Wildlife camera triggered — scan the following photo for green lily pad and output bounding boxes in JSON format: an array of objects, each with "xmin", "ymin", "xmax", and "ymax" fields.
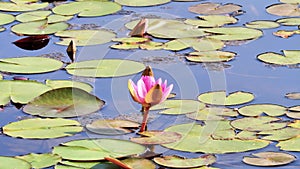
[
  {"xmin": 0, "ymin": 27, "xmax": 4, "ymax": 32},
  {"xmin": 0, "ymin": 156, "xmax": 31, "ymax": 169},
  {"xmin": 55, "ymin": 165, "xmax": 81, "ymax": 169},
  {"xmin": 245, "ymin": 20, "xmax": 280, "ymax": 29},
  {"xmin": 150, "ymin": 99, "xmax": 205, "ymax": 115},
  {"xmin": 114, "ymin": 0, "xmax": 170, "ymax": 7},
  {"xmin": 0, "ymin": 13, "xmax": 15, "ymax": 26},
  {"xmin": 112, "ymin": 37, "xmax": 149, "ymax": 43},
  {"xmin": 2, "ymin": 118, "xmax": 82, "ymax": 139},
  {"xmin": 65, "ymin": 59, "xmax": 145, "ymax": 78},
  {"xmin": 189, "ymin": 3, "xmax": 242, "ymax": 15},
  {"xmin": 285, "ymin": 92, "xmax": 300, "ymax": 99},
  {"xmin": 288, "ymin": 106, "xmax": 300, "ymax": 119},
  {"xmin": 110, "ymin": 43, "xmax": 140, "ymax": 50},
  {"xmin": 204, "ymin": 27, "xmax": 263, "ymax": 41},
  {"xmin": 153, "ymin": 155, "xmax": 216, "ymax": 168},
  {"xmin": 11, "ymin": 20, "xmax": 68, "ymax": 35},
  {"xmin": 185, "ymin": 15, "xmax": 238, "ymax": 27},
  {"xmin": 48, "ymin": 15, "xmax": 73, "ymax": 24},
  {"xmin": 198, "ymin": 91, "xmax": 254, "ymax": 106},
  {"xmin": 289, "ymin": 120, "xmax": 300, "ymax": 128},
  {"xmin": 23, "ymin": 87, "xmax": 104, "ymax": 117},
  {"xmin": 277, "ymin": 136, "xmax": 300, "ymax": 151},
  {"xmin": 53, "ymin": 139, "xmax": 146, "ymax": 161},
  {"xmin": 52, "ymin": 1, "xmax": 121, "ymax": 17},
  {"xmin": 277, "ymin": 17, "xmax": 300, "ymax": 26},
  {"xmin": 86, "ymin": 119, "xmax": 140, "ymax": 135},
  {"xmin": 258, "ymin": 127, "xmax": 300, "ymax": 141},
  {"xmin": 281, "ymin": 0, "xmax": 300, "ymax": 3},
  {"xmin": 186, "ymin": 107, "xmax": 238, "ymax": 121},
  {"xmin": 16, "ymin": 153, "xmax": 61, "ymax": 169},
  {"xmin": 0, "ymin": 2, "xmax": 48, "ymax": 12},
  {"xmin": 131, "ymin": 131, "xmax": 182, "ymax": 144},
  {"xmin": 55, "ymin": 30, "xmax": 115, "ymax": 46},
  {"xmin": 266, "ymin": 3, "xmax": 300, "ymax": 16},
  {"xmin": 121, "ymin": 158, "xmax": 156, "ymax": 169},
  {"xmin": 235, "ymin": 131, "xmax": 258, "ymax": 140},
  {"xmin": 165, "ymin": 38, "xmax": 224, "ymax": 52},
  {"xmin": 243, "ymin": 152, "xmax": 296, "ymax": 166},
  {"xmin": 186, "ymin": 51, "xmax": 236, "ymax": 62},
  {"xmin": 0, "ymin": 56, "xmax": 63, "ymax": 74},
  {"xmin": 0, "ymin": 80, "xmax": 51, "ymax": 106},
  {"xmin": 257, "ymin": 50, "xmax": 300, "ymax": 65},
  {"xmin": 16, "ymin": 10, "xmax": 51, "ymax": 22},
  {"xmin": 237, "ymin": 104, "xmax": 287, "ymax": 116},
  {"xmin": 45, "ymin": 79, "xmax": 93, "ymax": 93},
  {"xmin": 0, "ymin": 74, "xmax": 2, "ymax": 80},
  {"xmin": 163, "ymin": 123, "xmax": 269, "ymax": 153},
  {"xmin": 230, "ymin": 116, "xmax": 287, "ymax": 132}
]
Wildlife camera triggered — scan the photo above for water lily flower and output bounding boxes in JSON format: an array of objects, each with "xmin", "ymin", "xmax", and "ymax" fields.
[{"xmin": 128, "ymin": 66, "xmax": 173, "ymax": 132}]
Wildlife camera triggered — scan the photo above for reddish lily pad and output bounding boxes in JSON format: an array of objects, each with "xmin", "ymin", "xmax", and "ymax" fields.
[
  {"xmin": 153, "ymin": 155, "xmax": 216, "ymax": 168},
  {"xmin": 266, "ymin": 3, "xmax": 300, "ymax": 16},
  {"xmin": 243, "ymin": 152, "xmax": 296, "ymax": 166},
  {"xmin": 189, "ymin": 3, "xmax": 242, "ymax": 15},
  {"xmin": 130, "ymin": 131, "xmax": 182, "ymax": 145}
]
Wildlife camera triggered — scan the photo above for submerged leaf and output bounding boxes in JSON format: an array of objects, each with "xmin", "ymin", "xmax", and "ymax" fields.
[
  {"xmin": 153, "ymin": 155, "xmax": 216, "ymax": 168},
  {"xmin": 243, "ymin": 152, "xmax": 296, "ymax": 166},
  {"xmin": 13, "ymin": 35, "xmax": 50, "ymax": 50}
]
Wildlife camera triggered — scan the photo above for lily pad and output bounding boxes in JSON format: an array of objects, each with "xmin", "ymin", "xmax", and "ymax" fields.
[
  {"xmin": 153, "ymin": 155, "xmax": 216, "ymax": 168},
  {"xmin": 55, "ymin": 30, "xmax": 116, "ymax": 46},
  {"xmin": 186, "ymin": 107, "xmax": 238, "ymax": 121},
  {"xmin": 277, "ymin": 17, "xmax": 300, "ymax": 26},
  {"xmin": 59, "ymin": 160, "xmax": 117, "ymax": 169},
  {"xmin": 257, "ymin": 50, "xmax": 300, "ymax": 65},
  {"xmin": 285, "ymin": 92, "xmax": 300, "ymax": 99},
  {"xmin": 23, "ymin": 87, "xmax": 104, "ymax": 117},
  {"xmin": 65, "ymin": 59, "xmax": 145, "ymax": 78},
  {"xmin": 0, "ymin": 80, "xmax": 51, "ymax": 106},
  {"xmin": 185, "ymin": 15, "xmax": 238, "ymax": 27},
  {"xmin": 266, "ymin": 3, "xmax": 300, "ymax": 16},
  {"xmin": 2, "ymin": 118, "xmax": 83, "ymax": 139},
  {"xmin": 230, "ymin": 116, "xmax": 287, "ymax": 132},
  {"xmin": 186, "ymin": 51, "xmax": 236, "ymax": 62},
  {"xmin": 243, "ymin": 152, "xmax": 296, "ymax": 166},
  {"xmin": 0, "ymin": 13, "xmax": 15, "ymax": 26},
  {"xmin": 289, "ymin": 120, "xmax": 300, "ymax": 128},
  {"xmin": 277, "ymin": 136, "xmax": 300, "ymax": 151},
  {"xmin": 16, "ymin": 10, "xmax": 51, "ymax": 22},
  {"xmin": 121, "ymin": 158, "xmax": 156, "ymax": 169},
  {"xmin": 189, "ymin": 3, "xmax": 242, "ymax": 15},
  {"xmin": 0, "ymin": 2, "xmax": 48, "ymax": 12},
  {"xmin": 131, "ymin": 131, "xmax": 182, "ymax": 144},
  {"xmin": 45, "ymin": 79, "xmax": 93, "ymax": 93},
  {"xmin": 198, "ymin": 91, "xmax": 254, "ymax": 106},
  {"xmin": 287, "ymin": 107, "xmax": 300, "ymax": 119},
  {"xmin": 114, "ymin": 0, "xmax": 170, "ymax": 7},
  {"xmin": 16, "ymin": 153, "xmax": 61, "ymax": 169},
  {"xmin": 258, "ymin": 127, "xmax": 300, "ymax": 141},
  {"xmin": 11, "ymin": 20, "xmax": 68, "ymax": 35},
  {"xmin": 245, "ymin": 20, "xmax": 280, "ymax": 29},
  {"xmin": 237, "ymin": 104, "xmax": 287, "ymax": 116},
  {"xmin": 204, "ymin": 27, "xmax": 263, "ymax": 41},
  {"xmin": 165, "ymin": 38, "xmax": 224, "ymax": 52},
  {"xmin": 0, "ymin": 156, "xmax": 31, "ymax": 169},
  {"xmin": 52, "ymin": 1, "xmax": 121, "ymax": 17},
  {"xmin": 273, "ymin": 30, "xmax": 300, "ymax": 38},
  {"xmin": 86, "ymin": 119, "xmax": 140, "ymax": 135},
  {"xmin": 53, "ymin": 139, "xmax": 146, "ymax": 161},
  {"xmin": 0, "ymin": 27, "xmax": 4, "ymax": 32},
  {"xmin": 150, "ymin": 99, "xmax": 205, "ymax": 115},
  {"xmin": 0, "ymin": 56, "xmax": 63, "ymax": 74}
]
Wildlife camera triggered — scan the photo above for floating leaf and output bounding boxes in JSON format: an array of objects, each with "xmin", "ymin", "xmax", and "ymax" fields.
[
  {"xmin": 230, "ymin": 116, "xmax": 287, "ymax": 132},
  {"xmin": 150, "ymin": 99, "xmax": 205, "ymax": 115},
  {"xmin": 266, "ymin": 3, "xmax": 300, "ymax": 16},
  {"xmin": 131, "ymin": 131, "xmax": 182, "ymax": 144},
  {"xmin": 235, "ymin": 131, "xmax": 258, "ymax": 140},
  {"xmin": 289, "ymin": 120, "xmax": 300, "ymax": 128},
  {"xmin": 16, "ymin": 10, "xmax": 51, "ymax": 22},
  {"xmin": 53, "ymin": 139, "xmax": 146, "ymax": 161},
  {"xmin": 273, "ymin": 30, "xmax": 300, "ymax": 38},
  {"xmin": 52, "ymin": 1, "xmax": 121, "ymax": 17},
  {"xmin": 55, "ymin": 29, "xmax": 115, "ymax": 46},
  {"xmin": 0, "ymin": 27, "xmax": 4, "ymax": 32},
  {"xmin": 277, "ymin": 17, "xmax": 300, "ymax": 26},
  {"xmin": 45, "ymin": 79, "xmax": 93, "ymax": 92},
  {"xmin": 165, "ymin": 38, "xmax": 224, "ymax": 52},
  {"xmin": 204, "ymin": 27, "xmax": 263, "ymax": 41},
  {"xmin": 47, "ymin": 15, "xmax": 73, "ymax": 24},
  {"xmin": 0, "ymin": 80, "xmax": 51, "ymax": 106},
  {"xmin": 23, "ymin": 88, "xmax": 104, "ymax": 117},
  {"xmin": 2, "ymin": 118, "xmax": 82, "ymax": 139},
  {"xmin": 189, "ymin": 3, "xmax": 242, "ymax": 15},
  {"xmin": 245, "ymin": 20, "xmax": 280, "ymax": 29},
  {"xmin": 0, "ymin": 56, "xmax": 63, "ymax": 74},
  {"xmin": 121, "ymin": 158, "xmax": 156, "ymax": 169},
  {"xmin": 186, "ymin": 51, "xmax": 236, "ymax": 62},
  {"xmin": 185, "ymin": 15, "xmax": 238, "ymax": 27},
  {"xmin": 257, "ymin": 50, "xmax": 300, "ymax": 65},
  {"xmin": 0, "ymin": 156, "xmax": 31, "ymax": 169},
  {"xmin": 114, "ymin": 0, "xmax": 170, "ymax": 7},
  {"xmin": 11, "ymin": 20, "xmax": 68, "ymax": 35},
  {"xmin": 281, "ymin": 0, "xmax": 300, "ymax": 3},
  {"xmin": 86, "ymin": 119, "xmax": 139, "ymax": 135},
  {"xmin": 238, "ymin": 104, "xmax": 287, "ymax": 117},
  {"xmin": 198, "ymin": 91, "xmax": 254, "ymax": 106},
  {"xmin": 13, "ymin": 35, "xmax": 50, "ymax": 50},
  {"xmin": 258, "ymin": 127, "xmax": 300, "ymax": 141},
  {"xmin": 153, "ymin": 155, "xmax": 216, "ymax": 168},
  {"xmin": 65, "ymin": 59, "xmax": 145, "ymax": 77},
  {"xmin": 0, "ymin": 13, "xmax": 15, "ymax": 25},
  {"xmin": 277, "ymin": 136, "xmax": 300, "ymax": 151},
  {"xmin": 186, "ymin": 107, "xmax": 238, "ymax": 121},
  {"xmin": 285, "ymin": 92, "xmax": 300, "ymax": 99},
  {"xmin": 112, "ymin": 37, "xmax": 149, "ymax": 43},
  {"xmin": 243, "ymin": 152, "xmax": 296, "ymax": 166},
  {"xmin": 16, "ymin": 153, "xmax": 61, "ymax": 169},
  {"xmin": 287, "ymin": 107, "xmax": 300, "ymax": 119},
  {"xmin": 0, "ymin": 2, "xmax": 48, "ymax": 12}
]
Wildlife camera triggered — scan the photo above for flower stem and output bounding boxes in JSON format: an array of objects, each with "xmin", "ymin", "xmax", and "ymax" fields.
[
  {"xmin": 104, "ymin": 157, "xmax": 132, "ymax": 169},
  {"xmin": 140, "ymin": 106, "xmax": 150, "ymax": 132}
]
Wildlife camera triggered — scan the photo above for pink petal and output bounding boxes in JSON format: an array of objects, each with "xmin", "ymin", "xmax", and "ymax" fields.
[
  {"xmin": 156, "ymin": 78, "xmax": 162, "ymax": 86},
  {"xmin": 142, "ymin": 76, "xmax": 156, "ymax": 91},
  {"xmin": 137, "ymin": 78, "xmax": 147, "ymax": 103},
  {"xmin": 160, "ymin": 84, "xmax": 173, "ymax": 103},
  {"xmin": 161, "ymin": 80, "xmax": 167, "ymax": 91},
  {"xmin": 128, "ymin": 80, "xmax": 141, "ymax": 103}
]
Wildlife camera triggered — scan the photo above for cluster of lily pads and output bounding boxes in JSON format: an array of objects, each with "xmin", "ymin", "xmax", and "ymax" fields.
[{"xmin": 0, "ymin": 0, "xmax": 300, "ymax": 168}]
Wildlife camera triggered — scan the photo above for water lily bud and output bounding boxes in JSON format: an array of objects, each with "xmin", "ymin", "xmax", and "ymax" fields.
[{"xmin": 142, "ymin": 66, "xmax": 154, "ymax": 77}]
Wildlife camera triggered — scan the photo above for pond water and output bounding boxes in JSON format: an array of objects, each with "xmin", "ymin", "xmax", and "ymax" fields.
[{"xmin": 1, "ymin": 0, "xmax": 300, "ymax": 168}]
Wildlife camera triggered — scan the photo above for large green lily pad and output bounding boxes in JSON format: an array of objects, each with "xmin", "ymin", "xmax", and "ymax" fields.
[
  {"xmin": 114, "ymin": 0, "xmax": 170, "ymax": 7},
  {"xmin": 65, "ymin": 59, "xmax": 145, "ymax": 78},
  {"xmin": 186, "ymin": 51, "xmax": 236, "ymax": 63},
  {"xmin": 130, "ymin": 131, "xmax": 182, "ymax": 145},
  {"xmin": 266, "ymin": 3, "xmax": 300, "ymax": 16},
  {"xmin": 237, "ymin": 104, "xmax": 287, "ymax": 116},
  {"xmin": 16, "ymin": 10, "xmax": 51, "ymax": 22},
  {"xmin": 45, "ymin": 79, "xmax": 93, "ymax": 93},
  {"xmin": 277, "ymin": 17, "xmax": 300, "ymax": 26},
  {"xmin": 55, "ymin": 30, "xmax": 116, "ymax": 46},
  {"xmin": 153, "ymin": 155, "xmax": 216, "ymax": 168},
  {"xmin": 188, "ymin": 3, "xmax": 242, "ymax": 15},
  {"xmin": 0, "ymin": 13, "xmax": 15, "ymax": 26},
  {"xmin": 11, "ymin": 20, "xmax": 68, "ymax": 35},
  {"xmin": 281, "ymin": 0, "xmax": 300, "ymax": 3},
  {"xmin": 0, "ymin": 80, "xmax": 51, "ymax": 106},
  {"xmin": 186, "ymin": 107, "xmax": 238, "ymax": 121},
  {"xmin": 258, "ymin": 127, "xmax": 300, "ymax": 141},
  {"xmin": 185, "ymin": 15, "xmax": 238, "ymax": 27},
  {"xmin": 257, "ymin": 50, "xmax": 300, "ymax": 65},
  {"xmin": 243, "ymin": 152, "xmax": 296, "ymax": 166},
  {"xmin": 23, "ymin": 87, "xmax": 104, "ymax": 117},
  {"xmin": 198, "ymin": 91, "xmax": 254, "ymax": 106},
  {"xmin": 2, "ymin": 118, "xmax": 83, "ymax": 139},
  {"xmin": 53, "ymin": 139, "xmax": 146, "ymax": 161},
  {"xmin": 150, "ymin": 99, "xmax": 205, "ymax": 115},
  {"xmin": 16, "ymin": 153, "xmax": 61, "ymax": 169},
  {"xmin": 0, "ymin": 2, "xmax": 48, "ymax": 12},
  {"xmin": 245, "ymin": 20, "xmax": 280, "ymax": 29},
  {"xmin": 52, "ymin": 1, "xmax": 121, "ymax": 17},
  {"xmin": 0, "ymin": 56, "xmax": 63, "ymax": 74},
  {"xmin": 277, "ymin": 136, "xmax": 300, "ymax": 151},
  {"xmin": 0, "ymin": 156, "xmax": 31, "ymax": 169}
]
